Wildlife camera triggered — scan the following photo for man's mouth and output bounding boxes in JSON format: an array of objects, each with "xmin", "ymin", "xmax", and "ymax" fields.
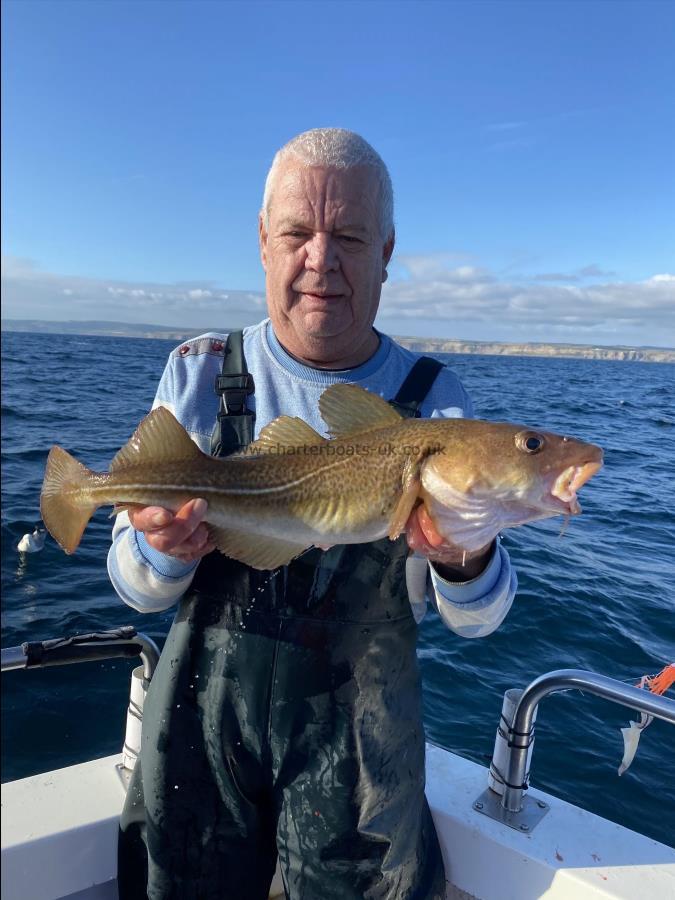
[{"xmin": 299, "ymin": 292, "xmax": 346, "ymax": 306}]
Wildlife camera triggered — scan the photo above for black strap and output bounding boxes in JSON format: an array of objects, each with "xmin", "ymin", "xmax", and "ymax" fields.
[
  {"xmin": 390, "ymin": 356, "xmax": 445, "ymax": 417},
  {"xmin": 210, "ymin": 331, "xmax": 256, "ymax": 457},
  {"xmin": 21, "ymin": 627, "xmax": 141, "ymax": 668},
  {"xmin": 211, "ymin": 339, "xmax": 444, "ymax": 456}
]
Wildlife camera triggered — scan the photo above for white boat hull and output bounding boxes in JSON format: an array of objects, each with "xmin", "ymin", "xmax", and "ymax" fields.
[{"xmin": 2, "ymin": 745, "xmax": 674, "ymax": 900}]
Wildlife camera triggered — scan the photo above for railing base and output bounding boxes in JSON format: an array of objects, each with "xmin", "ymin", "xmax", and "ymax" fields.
[
  {"xmin": 472, "ymin": 787, "xmax": 550, "ymax": 833},
  {"xmin": 115, "ymin": 763, "xmax": 132, "ymax": 791}
]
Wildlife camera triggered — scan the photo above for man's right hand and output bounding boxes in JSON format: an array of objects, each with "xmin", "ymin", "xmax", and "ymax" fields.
[{"xmin": 128, "ymin": 498, "xmax": 215, "ymax": 564}]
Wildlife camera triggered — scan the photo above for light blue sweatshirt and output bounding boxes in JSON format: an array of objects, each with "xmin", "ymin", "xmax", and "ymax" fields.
[{"xmin": 108, "ymin": 319, "xmax": 517, "ymax": 638}]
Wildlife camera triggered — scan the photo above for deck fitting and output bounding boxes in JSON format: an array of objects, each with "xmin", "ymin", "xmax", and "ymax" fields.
[{"xmin": 472, "ymin": 788, "xmax": 551, "ymax": 833}]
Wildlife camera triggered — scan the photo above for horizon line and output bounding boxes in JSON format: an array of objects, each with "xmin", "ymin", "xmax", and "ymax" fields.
[{"xmin": 2, "ymin": 317, "xmax": 674, "ymax": 354}]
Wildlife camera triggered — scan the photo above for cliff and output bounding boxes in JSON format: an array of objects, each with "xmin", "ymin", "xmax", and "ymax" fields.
[{"xmin": 393, "ymin": 337, "xmax": 675, "ymax": 363}]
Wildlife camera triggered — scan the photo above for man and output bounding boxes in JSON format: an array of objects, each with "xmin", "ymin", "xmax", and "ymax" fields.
[{"xmin": 112, "ymin": 128, "xmax": 516, "ymax": 900}]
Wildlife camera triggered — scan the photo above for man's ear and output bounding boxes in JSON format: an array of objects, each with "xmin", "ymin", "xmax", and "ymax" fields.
[
  {"xmin": 259, "ymin": 213, "xmax": 268, "ymax": 272},
  {"xmin": 382, "ymin": 229, "xmax": 395, "ymax": 281}
]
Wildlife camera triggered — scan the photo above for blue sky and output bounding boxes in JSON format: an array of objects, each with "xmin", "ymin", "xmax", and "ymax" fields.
[{"xmin": 2, "ymin": 0, "xmax": 674, "ymax": 346}]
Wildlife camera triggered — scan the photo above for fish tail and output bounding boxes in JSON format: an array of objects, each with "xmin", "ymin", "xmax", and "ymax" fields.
[{"xmin": 40, "ymin": 446, "xmax": 99, "ymax": 554}]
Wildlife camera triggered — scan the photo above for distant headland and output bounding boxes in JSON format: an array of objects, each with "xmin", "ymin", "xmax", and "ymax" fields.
[
  {"xmin": 394, "ymin": 336, "xmax": 675, "ymax": 363},
  {"xmin": 2, "ymin": 319, "xmax": 673, "ymax": 363}
]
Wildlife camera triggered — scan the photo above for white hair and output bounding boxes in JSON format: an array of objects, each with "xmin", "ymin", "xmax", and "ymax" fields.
[{"xmin": 261, "ymin": 128, "xmax": 394, "ymax": 239}]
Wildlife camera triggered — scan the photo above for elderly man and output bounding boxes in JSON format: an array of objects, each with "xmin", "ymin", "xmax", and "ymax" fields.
[{"xmin": 113, "ymin": 129, "xmax": 516, "ymax": 900}]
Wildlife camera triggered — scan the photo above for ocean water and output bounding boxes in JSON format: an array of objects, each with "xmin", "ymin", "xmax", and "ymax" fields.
[{"xmin": 1, "ymin": 330, "xmax": 674, "ymax": 848}]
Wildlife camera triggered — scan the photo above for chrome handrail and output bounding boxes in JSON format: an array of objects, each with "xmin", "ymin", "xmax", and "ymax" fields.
[
  {"xmin": 0, "ymin": 627, "xmax": 160, "ymax": 681},
  {"xmin": 501, "ymin": 668, "xmax": 675, "ymax": 814},
  {"xmin": 130, "ymin": 633, "xmax": 161, "ymax": 681}
]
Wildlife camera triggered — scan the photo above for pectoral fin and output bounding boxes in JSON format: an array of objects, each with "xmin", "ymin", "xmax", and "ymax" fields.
[
  {"xmin": 388, "ymin": 457, "xmax": 422, "ymax": 540},
  {"xmin": 208, "ymin": 526, "xmax": 310, "ymax": 570}
]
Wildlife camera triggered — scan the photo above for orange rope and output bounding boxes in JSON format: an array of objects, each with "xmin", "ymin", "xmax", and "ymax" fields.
[{"xmin": 643, "ymin": 664, "xmax": 675, "ymax": 696}]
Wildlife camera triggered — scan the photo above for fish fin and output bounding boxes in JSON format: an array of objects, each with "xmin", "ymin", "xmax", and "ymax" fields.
[
  {"xmin": 319, "ymin": 384, "xmax": 402, "ymax": 437},
  {"xmin": 388, "ymin": 458, "xmax": 422, "ymax": 539},
  {"xmin": 208, "ymin": 526, "xmax": 310, "ymax": 570},
  {"xmin": 40, "ymin": 446, "xmax": 98, "ymax": 554},
  {"xmin": 110, "ymin": 407, "xmax": 203, "ymax": 472},
  {"xmin": 109, "ymin": 503, "xmax": 145, "ymax": 518},
  {"xmin": 235, "ymin": 417, "xmax": 327, "ymax": 456}
]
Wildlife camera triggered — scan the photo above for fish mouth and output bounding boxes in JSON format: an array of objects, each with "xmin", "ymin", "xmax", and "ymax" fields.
[{"xmin": 549, "ymin": 460, "xmax": 603, "ymax": 514}]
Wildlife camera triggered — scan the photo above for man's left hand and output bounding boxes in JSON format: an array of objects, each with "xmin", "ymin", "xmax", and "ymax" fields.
[{"xmin": 405, "ymin": 504, "xmax": 494, "ymax": 582}]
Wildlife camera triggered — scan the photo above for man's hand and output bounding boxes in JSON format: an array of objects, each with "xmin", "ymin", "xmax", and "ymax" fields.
[
  {"xmin": 405, "ymin": 504, "xmax": 493, "ymax": 582},
  {"xmin": 128, "ymin": 498, "xmax": 215, "ymax": 564}
]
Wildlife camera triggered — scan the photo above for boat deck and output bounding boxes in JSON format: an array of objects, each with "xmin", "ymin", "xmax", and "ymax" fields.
[{"xmin": 2, "ymin": 745, "xmax": 674, "ymax": 900}]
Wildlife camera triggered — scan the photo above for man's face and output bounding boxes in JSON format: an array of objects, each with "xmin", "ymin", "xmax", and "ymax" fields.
[{"xmin": 259, "ymin": 160, "xmax": 394, "ymax": 366}]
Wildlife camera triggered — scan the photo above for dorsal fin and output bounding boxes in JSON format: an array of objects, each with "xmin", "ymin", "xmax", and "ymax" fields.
[
  {"xmin": 236, "ymin": 416, "xmax": 327, "ymax": 456},
  {"xmin": 109, "ymin": 407, "xmax": 203, "ymax": 471},
  {"xmin": 319, "ymin": 384, "xmax": 402, "ymax": 437}
]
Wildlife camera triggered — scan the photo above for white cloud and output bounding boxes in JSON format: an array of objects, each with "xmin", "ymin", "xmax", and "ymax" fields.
[
  {"xmin": 2, "ymin": 254, "xmax": 673, "ymax": 347},
  {"xmin": 534, "ymin": 264, "xmax": 617, "ymax": 283},
  {"xmin": 1, "ymin": 255, "xmax": 266, "ymax": 328},
  {"xmin": 651, "ymin": 273, "xmax": 675, "ymax": 283},
  {"xmin": 379, "ymin": 255, "xmax": 675, "ymax": 345}
]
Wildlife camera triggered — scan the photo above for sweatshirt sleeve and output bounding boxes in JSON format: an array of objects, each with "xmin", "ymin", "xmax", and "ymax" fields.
[
  {"xmin": 405, "ymin": 539, "xmax": 517, "ymax": 637},
  {"xmin": 107, "ymin": 514, "xmax": 199, "ymax": 612},
  {"xmin": 429, "ymin": 539, "xmax": 517, "ymax": 637},
  {"xmin": 106, "ymin": 356, "xmax": 200, "ymax": 613}
]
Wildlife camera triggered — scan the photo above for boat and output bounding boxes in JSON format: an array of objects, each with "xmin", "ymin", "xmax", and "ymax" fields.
[{"xmin": 2, "ymin": 628, "xmax": 674, "ymax": 900}]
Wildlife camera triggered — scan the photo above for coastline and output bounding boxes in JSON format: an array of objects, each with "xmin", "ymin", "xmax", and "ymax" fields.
[
  {"xmin": 394, "ymin": 336, "xmax": 675, "ymax": 363},
  {"xmin": 2, "ymin": 319, "xmax": 674, "ymax": 363}
]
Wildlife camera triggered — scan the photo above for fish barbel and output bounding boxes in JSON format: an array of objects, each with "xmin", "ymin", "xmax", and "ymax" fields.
[{"xmin": 40, "ymin": 384, "xmax": 603, "ymax": 569}]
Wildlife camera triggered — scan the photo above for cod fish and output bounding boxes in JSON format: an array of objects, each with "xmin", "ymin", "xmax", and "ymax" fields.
[{"xmin": 40, "ymin": 384, "xmax": 603, "ymax": 570}]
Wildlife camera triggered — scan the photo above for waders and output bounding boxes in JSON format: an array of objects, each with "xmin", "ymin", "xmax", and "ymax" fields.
[{"xmin": 118, "ymin": 337, "xmax": 446, "ymax": 899}]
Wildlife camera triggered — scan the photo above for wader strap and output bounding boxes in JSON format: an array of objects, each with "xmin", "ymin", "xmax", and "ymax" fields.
[
  {"xmin": 210, "ymin": 331, "xmax": 255, "ymax": 457},
  {"xmin": 390, "ymin": 356, "xmax": 445, "ymax": 417},
  {"xmin": 211, "ymin": 339, "xmax": 442, "ymax": 455}
]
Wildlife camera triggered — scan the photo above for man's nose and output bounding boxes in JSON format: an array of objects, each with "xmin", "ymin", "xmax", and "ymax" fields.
[{"xmin": 305, "ymin": 233, "xmax": 340, "ymax": 273}]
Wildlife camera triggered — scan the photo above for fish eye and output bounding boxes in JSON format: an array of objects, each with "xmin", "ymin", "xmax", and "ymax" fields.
[{"xmin": 516, "ymin": 431, "xmax": 545, "ymax": 454}]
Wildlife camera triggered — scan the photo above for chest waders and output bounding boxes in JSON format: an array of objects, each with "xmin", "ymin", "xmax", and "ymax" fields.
[{"xmin": 118, "ymin": 335, "xmax": 447, "ymax": 900}]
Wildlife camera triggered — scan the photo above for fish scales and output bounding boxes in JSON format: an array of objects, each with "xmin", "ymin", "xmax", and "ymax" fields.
[
  {"xmin": 50, "ymin": 425, "xmax": 427, "ymax": 539},
  {"xmin": 40, "ymin": 384, "xmax": 603, "ymax": 569}
]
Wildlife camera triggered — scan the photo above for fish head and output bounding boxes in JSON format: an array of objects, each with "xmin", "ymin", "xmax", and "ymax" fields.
[{"xmin": 419, "ymin": 421, "xmax": 603, "ymax": 548}]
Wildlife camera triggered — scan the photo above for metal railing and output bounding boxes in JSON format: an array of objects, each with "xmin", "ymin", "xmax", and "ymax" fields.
[
  {"xmin": 1, "ymin": 626, "xmax": 160, "ymax": 681},
  {"xmin": 499, "ymin": 668, "xmax": 675, "ymax": 817}
]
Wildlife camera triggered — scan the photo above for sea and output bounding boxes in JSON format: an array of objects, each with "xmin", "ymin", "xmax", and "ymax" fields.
[{"xmin": 2, "ymin": 330, "xmax": 674, "ymax": 848}]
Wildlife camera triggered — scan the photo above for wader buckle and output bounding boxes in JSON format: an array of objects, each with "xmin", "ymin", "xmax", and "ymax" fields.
[{"xmin": 214, "ymin": 373, "xmax": 255, "ymax": 414}]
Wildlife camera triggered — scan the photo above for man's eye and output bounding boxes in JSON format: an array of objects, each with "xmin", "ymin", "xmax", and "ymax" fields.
[{"xmin": 339, "ymin": 235, "xmax": 362, "ymax": 244}]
